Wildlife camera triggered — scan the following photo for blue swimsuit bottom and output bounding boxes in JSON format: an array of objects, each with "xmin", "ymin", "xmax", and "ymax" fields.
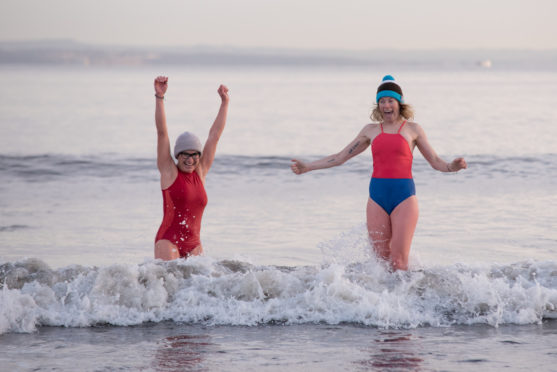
[{"xmin": 369, "ymin": 178, "xmax": 416, "ymax": 215}]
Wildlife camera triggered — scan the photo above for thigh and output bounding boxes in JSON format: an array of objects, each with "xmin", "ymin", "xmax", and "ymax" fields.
[
  {"xmin": 389, "ymin": 196, "xmax": 419, "ymax": 266},
  {"xmin": 366, "ymin": 198, "xmax": 392, "ymax": 259},
  {"xmin": 189, "ymin": 244, "xmax": 203, "ymax": 256},
  {"xmin": 154, "ymin": 239, "xmax": 180, "ymax": 260}
]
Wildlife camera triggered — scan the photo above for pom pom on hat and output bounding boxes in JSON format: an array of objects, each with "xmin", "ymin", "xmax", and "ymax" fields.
[{"xmin": 376, "ymin": 75, "xmax": 404, "ymax": 103}]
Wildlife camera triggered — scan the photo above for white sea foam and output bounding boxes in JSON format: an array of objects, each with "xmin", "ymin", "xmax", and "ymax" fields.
[{"xmin": 1, "ymin": 256, "xmax": 556, "ymax": 335}]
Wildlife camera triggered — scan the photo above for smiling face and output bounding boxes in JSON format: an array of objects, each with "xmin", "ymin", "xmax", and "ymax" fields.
[
  {"xmin": 378, "ymin": 97, "xmax": 400, "ymax": 122},
  {"xmin": 176, "ymin": 151, "xmax": 201, "ymax": 173}
]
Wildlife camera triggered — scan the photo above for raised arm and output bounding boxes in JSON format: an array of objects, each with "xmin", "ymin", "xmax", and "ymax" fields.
[
  {"xmin": 414, "ymin": 123, "xmax": 467, "ymax": 173},
  {"xmin": 291, "ymin": 125, "xmax": 372, "ymax": 175},
  {"xmin": 198, "ymin": 85, "xmax": 229, "ymax": 178},
  {"xmin": 154, "ymin": 76, "xmax": 177, "ymax": 185}
]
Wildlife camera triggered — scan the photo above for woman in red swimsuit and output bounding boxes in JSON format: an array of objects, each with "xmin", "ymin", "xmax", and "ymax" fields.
[
  {"xmin": 153, "ymin": 76, "xmax": 229, "ymax": 260},
  {"xmin": 291, "ymin": 75, "xmax": 467, "ymax": 270}
]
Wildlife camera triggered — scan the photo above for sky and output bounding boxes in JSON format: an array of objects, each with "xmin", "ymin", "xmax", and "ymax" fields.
[{"xmin": 1, "ymin": 0, "xmax": 556, "ymax": 50}]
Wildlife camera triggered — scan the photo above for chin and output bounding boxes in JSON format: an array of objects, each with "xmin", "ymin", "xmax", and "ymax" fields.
[{"xmin": 179, "ymin": 165, "xmax": 196, "ymax": 173}]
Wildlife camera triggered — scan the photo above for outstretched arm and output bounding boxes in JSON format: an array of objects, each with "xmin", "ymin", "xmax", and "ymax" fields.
[
  {"xmin": 198, "ymin": 85, "xmax": 229, "ymax": 178},
  {"xmin": 154, "ymin": 76, "xmax": 177, "ymax": 185},
  {"xmin": 291, "ymin": 126, "xmax": 371, "ymax": 175},
  {"xmin": 415, "ymin": 123, "xmax": 467, "ymax": 173}
]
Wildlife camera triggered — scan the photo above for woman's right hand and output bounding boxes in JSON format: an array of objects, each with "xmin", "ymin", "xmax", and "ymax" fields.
[
  {"xmin": 154, "ymin": 76, "xmax": 168, "ymax": 97},
  {"xmin": 290, "ymin": 159, "xmax": 308, "ymax": 175},
  {"xmin": 217, "ymin": 84, "xmax": 229, "ymax": 104}
]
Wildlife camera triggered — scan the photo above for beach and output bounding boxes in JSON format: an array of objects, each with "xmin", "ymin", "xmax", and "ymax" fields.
[{"xmin": 1, "ymin": 64, "xmax": 557, "ymax": 371}]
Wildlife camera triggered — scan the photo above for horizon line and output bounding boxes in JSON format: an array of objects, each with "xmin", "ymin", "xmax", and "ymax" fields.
[{"xmin": 1, "ymin": 38, "xmax": 557, "ymax": 53}]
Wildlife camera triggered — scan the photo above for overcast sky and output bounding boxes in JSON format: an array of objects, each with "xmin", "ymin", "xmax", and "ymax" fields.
[{"xmin": 1, "ymin": 0, "xmax": 556, "ymax": 50}]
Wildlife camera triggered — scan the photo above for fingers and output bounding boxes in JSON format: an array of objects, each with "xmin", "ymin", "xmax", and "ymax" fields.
[
  {"xmin": 154, "ymin": 76, "xmax": 168, "ymax": 90},
  {"xmin": 453, "ymin": 157, "xmax": 467, "ymax": 170},
  {"xmin": 218, "ymin": 85, "xmax": 230, "ymax": 100},
  {"xmin": 290, "ymin": 159, "xmax": 302, "ymax": 174}
]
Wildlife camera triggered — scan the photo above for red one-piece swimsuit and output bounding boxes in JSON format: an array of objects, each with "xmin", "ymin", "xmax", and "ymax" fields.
[{"xmin": 155, "ymin": 170, "xmax": 208, "ymax": 257}]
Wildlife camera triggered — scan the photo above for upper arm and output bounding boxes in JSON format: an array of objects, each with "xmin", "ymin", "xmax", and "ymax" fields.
[
  {"xmin": 154, "ymin": 97, "xmax": 177, "ymax": 185},
  {"xmin": 198, "ymin": 131, "xmax": 219, "ymax": 178},
  {"xmin": 198, "ymin": 103, "xmax": 228, "ymax": 177},
  {"xmin": 414, "ymin": 123, "xmax": 442, "ymax": 165},
  {"xmin": 157, "ymin": 130, "xmax": 177, "ymax": 185},
  {"xmin": 337, "ymin": 125, "xmax": 372, "ymax": 164}
]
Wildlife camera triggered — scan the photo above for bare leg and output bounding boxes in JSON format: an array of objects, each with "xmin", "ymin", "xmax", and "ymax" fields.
[
  {"xmin": 389, "ymin": 196, "xmax": 419, "ymax": 271},
  {"xmin": 366, "ymin": 198, "xmax": 392, "ymax": 261},
  {"xmin": 154, "ymin": 240, "xmax": 180, "ymax": 260},
  {"xmin": 189, "ymin": 245, "xmax": 203, "ymax": 256}
]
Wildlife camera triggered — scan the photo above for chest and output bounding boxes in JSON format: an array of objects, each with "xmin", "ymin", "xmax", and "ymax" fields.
[
  {"xmin": 371, "ymin": 133, "xmax": 414, "ymax": 156},
  {"xmin": 167, "ymin": 172, "xmax": 208, "ymax": 207}
]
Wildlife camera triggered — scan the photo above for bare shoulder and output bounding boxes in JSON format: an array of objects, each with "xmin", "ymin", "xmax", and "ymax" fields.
[
  {"xmin": 160, "ymin": 164, "xmax": 178, "ymax": 190},
  {"xmin": 405, "ymin": 120, "xmax": 421, "ymax": 130},
  {"xmin": 358, "ymin": 123, "xmax": 381, "ymax": 143},
  {"xmin": 195, "ymin": 164, "xmax": 207, "ymax": 183},
  {"xmin": 361, "ymin": 123, "xmax": 380, "ymax": 137},
  {"xmin": 404, "ymin": 121, "xmax": 425, "ymax": 135}
]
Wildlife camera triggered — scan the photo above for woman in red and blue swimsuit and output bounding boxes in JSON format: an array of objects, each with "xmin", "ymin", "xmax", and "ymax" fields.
[
  {"xmin": 291, "ymin": 75, "xmax": 467, "ymax": 270},
  {"xmin": 153, "ymin": 76, "xmax": 229, "ymax": 260}
]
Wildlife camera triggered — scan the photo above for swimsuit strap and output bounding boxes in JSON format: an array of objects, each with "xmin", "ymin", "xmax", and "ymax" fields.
[
  {"xmin": 397, "ymin": 120, "xmax": 407, "ymax": 134},
  {"xmin": 380, "ymin": 123, "xmax": 384, "ymax": 133}
]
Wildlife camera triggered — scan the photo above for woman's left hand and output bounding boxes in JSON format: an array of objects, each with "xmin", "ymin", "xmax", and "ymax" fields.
[
  {"xmin": 450, "ymin": 157, "xmax": 467, "ymax": 172},
  {"xmin": 218, "ymin": 85, "xmax": 229, "ymax": 103}
]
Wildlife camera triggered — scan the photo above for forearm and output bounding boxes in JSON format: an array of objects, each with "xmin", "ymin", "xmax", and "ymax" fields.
[
  {"xmin": 306, "ymin": 153, "xmax": 344, "ymax": 171},
  {"xmin": 208, "ymin": 101, "xmax": 229, "ymax": 139},
  {"xmin": 430, "ymin": 156, "xmax": 463, "ymax": 173},
  {"xmin": 427, "ymin": 155, "xmax": 449, "ymax": 172},
  {"xmin": 155, "ymin": 98, "xmax": 168, "ymax": 136}
]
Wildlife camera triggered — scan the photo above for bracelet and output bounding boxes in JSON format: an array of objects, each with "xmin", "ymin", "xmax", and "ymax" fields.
[{"xmin": 155, "ymin": 94, "xmax": 164, "ymax": 100}]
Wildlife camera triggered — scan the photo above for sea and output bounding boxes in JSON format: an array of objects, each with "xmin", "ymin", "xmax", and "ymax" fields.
[{"xmin": 1, "ymin": 61, "xmax": 557, "ymax": 371}]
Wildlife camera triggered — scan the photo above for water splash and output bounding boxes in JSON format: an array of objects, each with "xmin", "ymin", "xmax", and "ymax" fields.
[{"xmin": 1, "ymin": 256, "xmax": 556, "ymax": 334}]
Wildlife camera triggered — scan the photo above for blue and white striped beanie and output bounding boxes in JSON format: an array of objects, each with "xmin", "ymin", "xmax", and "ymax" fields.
[{"xmin": 376, "ymin": 75, "xmax": 404, "ymax": 103}]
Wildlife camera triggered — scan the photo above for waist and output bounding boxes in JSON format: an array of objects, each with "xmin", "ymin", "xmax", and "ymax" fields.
[
  {"xmin": 372, "ymin": 167, "xmax": 413, "ymax": 178},
  {"xmin": 370, "ymin": 177, "xmax": 415, "ymax": 191}
]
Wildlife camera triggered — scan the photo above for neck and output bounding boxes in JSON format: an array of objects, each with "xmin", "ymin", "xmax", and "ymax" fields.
[
  {"xmin": 383, "ymin": 117, "xmax": 403, "ymax": 126},
  {"xmin": 177, "ymin": 163, "xmax": 197, "ymax": 173}
]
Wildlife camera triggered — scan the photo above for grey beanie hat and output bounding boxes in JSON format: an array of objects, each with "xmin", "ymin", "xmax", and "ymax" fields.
[{"xmin": 174, "ymin": 131, "xmax": 203, "ymax": 158}]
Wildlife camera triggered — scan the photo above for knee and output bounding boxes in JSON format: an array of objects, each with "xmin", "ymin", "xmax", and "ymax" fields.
[{"xmin": 390, "ymin": 254, "xmax": 409, "ymax": 271}]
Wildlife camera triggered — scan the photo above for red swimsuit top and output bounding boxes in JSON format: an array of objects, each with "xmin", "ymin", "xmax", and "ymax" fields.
[
  {"xmin": 371, "ymin": 121, "xmax": 413, "ymax": 179},
  {"xmin": 155, "ymin": 170, "xmax": 208, "ymax": 257}
]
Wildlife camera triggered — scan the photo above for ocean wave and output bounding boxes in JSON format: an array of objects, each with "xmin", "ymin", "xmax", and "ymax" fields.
[
  {"xmin": 0, "ymin": 154, "xmax": 157, "ymax": 182},
  {"xmin": 1, "ymin": 257, "xmax": 556, "ymax": 334},
  {"xmin": 1, "ymin": 153, "xmax": 557, "ymax": 182},
  {"xmin": 0, "ymin": 225, "xmax": 31, "ymax": 232}
]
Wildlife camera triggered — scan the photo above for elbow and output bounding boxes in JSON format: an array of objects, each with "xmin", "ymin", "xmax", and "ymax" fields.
[
  {"xmin": 333, "ymin": 154, "xmax": 347, "ymax": 167},
  {"xmin": 209, "ymin": 128, "xmax": 222, "ymax": 139},
  {"xmin": 157, "ymin": 128, "xmax": 168, "ymax": 138},
  {"xmin": 208, "ymin": 127, "xmax": 225, "ymax": 143}
]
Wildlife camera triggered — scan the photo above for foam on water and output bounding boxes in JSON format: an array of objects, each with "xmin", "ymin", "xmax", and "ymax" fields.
[{"xmin": 1, "ymin": 254, "xmax": 556, "ymax": 335}]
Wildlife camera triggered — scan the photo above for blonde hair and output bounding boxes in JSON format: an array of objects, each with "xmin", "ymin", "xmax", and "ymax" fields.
[{"xmin": 370, "ymin": 102, "xmax": 415, "ymax": 122}]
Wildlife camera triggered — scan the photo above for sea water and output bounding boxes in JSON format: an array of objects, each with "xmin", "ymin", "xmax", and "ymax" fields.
[{"xmin": 1, "ymin": 64, "xmax": 557, "ymax": 371}]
